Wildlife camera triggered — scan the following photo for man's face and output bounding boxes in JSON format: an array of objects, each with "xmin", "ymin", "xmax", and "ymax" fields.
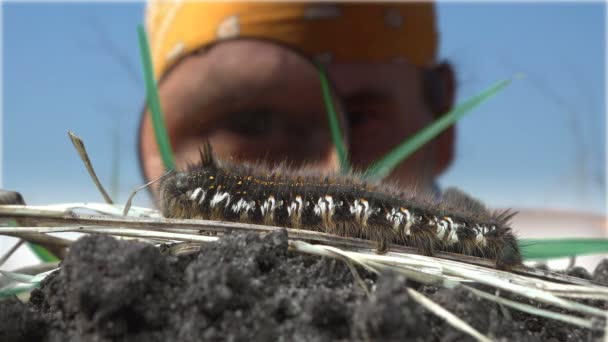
[{"xmin": 139, "ymin": 39, "xmax": 454, "ymax": 195}]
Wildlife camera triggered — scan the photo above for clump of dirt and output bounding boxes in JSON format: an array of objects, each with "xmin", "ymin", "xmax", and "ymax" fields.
[
  {"xmin": 352, "ymin": 272, "xmax": 426, "ymax": 341},
  {"xmin": 1, "ymin": 231, "xmax": 607, "ymax": 342},
  {"xmin": 566, "ymin": 266, "xmax": 593, "ymax": 280},
  {"xmin": 0, "ymin": 296, "xmax": 46, "ymax": 341},
  {"xmin": 593, "ymin": 259, "xmax": 608, "ymax": 285}
]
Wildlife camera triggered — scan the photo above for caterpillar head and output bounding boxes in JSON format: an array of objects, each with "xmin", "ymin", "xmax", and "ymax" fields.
[{"xmin": 159, "ymin": 142, "xmax": 218, "ymax": 218}]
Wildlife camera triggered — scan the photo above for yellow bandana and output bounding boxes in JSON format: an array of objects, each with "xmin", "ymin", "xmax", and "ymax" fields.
[{"xmin": 146, "ymin": 2, "xmax": 438, "ymax": 79}]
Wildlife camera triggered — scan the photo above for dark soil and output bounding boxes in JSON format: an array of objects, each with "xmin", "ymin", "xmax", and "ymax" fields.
[{"xmin": 1, "ymin": 231, "xmax": 607, "ymax": 342}]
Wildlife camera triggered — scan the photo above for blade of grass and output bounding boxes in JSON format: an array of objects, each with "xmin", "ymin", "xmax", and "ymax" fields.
[
  {"xmin": 27, "ymin": 244, "xmax": 59, "ymax": 263},
  {"xmin": 123, "ymin": 170, "xmax": 174, "ymax": 216},
  {"xmin": 406, "ymin": 288, "xmax": 492, "ymax": 342},
  {"xmin": 462, "ymin": 285, "xmax": 597, "ymax": 330},
  {"xmin": 365, "ymin": 77, "xmax": 515, "ymax": 180},
  {"xmin": 0, "ymin": 239, "xmax": 23, "ymax": 267},
  {"xmin": 0, "ymin": 283, "xmax": 37, "ymax": 298},
  {"xmin": 520, "ymin": 238, "xmax": 608, "ymax": 260},
  {"xmin": 110, "ymin": 124, "xmax": 120, "ymax": 201},
  {"xmin": 137, "ymin": 24, "xmax": 175, "ymax": 170},
  {"xmin": 8, "ymin": 220, "xmax": 59, "ymax": 262},
  {"xmin": 29, "ymin": 268, "xmax": 60, "ymax": 283},
  {"xmin": 317, "ymin": 62, "xmax": 349, "ymax": 173},
  {"xmin": 0, "ymin": 268, "xmax": 58, "ymax": 299},
  {"xmin": 68, "ymin": 131, "xmax": 114, "ymax": 204},
  {"xmin": 0, "ymin": 270, "xmax": 34, "ymax": 284}
]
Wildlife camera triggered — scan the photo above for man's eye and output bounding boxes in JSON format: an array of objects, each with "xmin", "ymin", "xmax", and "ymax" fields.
[
  {"xmin": 224, "ymin": 110, "xmax": 276, "ymax": 137},
  {"xmin": 346, "ymin": 111, "xmax": 369, "ymax": 127}
]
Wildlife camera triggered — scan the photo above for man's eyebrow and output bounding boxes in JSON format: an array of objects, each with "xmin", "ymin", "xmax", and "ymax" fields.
[{"xmin": 342, "ymin": 89, "xmax": 394, "ymax": 106}]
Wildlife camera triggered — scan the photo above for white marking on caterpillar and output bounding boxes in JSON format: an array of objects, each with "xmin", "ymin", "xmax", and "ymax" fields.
[
  {"xmin": 315, "ymin": 195, "xmax": 336, "ymax": 225},
  {"xmin": 350, "ymin": 199, "xmax": 378, "ymax": 226},
  {"xmin": 386, "ymin": 207, "xmax": 405, "ymax": 232},
  {"xmin": 360, "ymin": 199, "xmax": 374, "ymax": 225},
  {"xmin": 287, "ymin": 202, "xmax": 297, "ymax": 217},
  {"xmin": 188, "ymin": 188, "xmax": 207, "ymax": 204},
  {"xmin": 231, "ymin": 198, "xmax": 254, "ymax": 214},
  {"xmin": 314, "ymin": 197, "xmax": 327, "ymax": 217},
  {"xmin": 296, "ymin": 196, "xmax": 303, "ymax": 217},
  {"xmin": 288, "ymin": 195, "xmax": 304, "ymax": 218},
  {"xmin": 476, "ymin": 233, "xmax": 487, "ymax": 246},
  {"xmin": 261, "ymin": 196, "xmax": 277, "ymax": 218},
  {"xmin": 436, "ymin": 217, "xmax": 448, "ymax": 240},
  {"xmin": 210, "ymin": 192, "xmax": 230, "ymax": 208},
  {"xmin": 314, "ymin": 202, "xmax": 323, "ymax": 217},
  {"xmin": 350, "ymin": 200, "xmax": 364, "ymax": 219},
  {"xmin": 400, "ymin": 208, "xmax": 412, "ymax": 236},
  {"xmin": 189, "ymin": 187, "xmax": 203, "ymax": 201},
  {"xmin": 444, "ymin": 217, "xmax": 459, "ymax": 244},
  {"xmin": 479, "ymin": 224, "xmax": 492, "ymax": 235},
  {"xmin": 474, "ymin": 224, "xmax": 488, "ymax": 247},
  {"xmin": 324, "ymin": 195, "xmax": 333, "ymax": 207},
  {"xmin": 325, "ymin": 195, "xmax": 335, "ymax": 218}
]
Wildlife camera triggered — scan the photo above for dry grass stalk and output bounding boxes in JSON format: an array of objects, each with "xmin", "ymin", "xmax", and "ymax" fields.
[
  {"xmin": 461, "ymin": 285, "xmax": 596, "ymax": 330},
  {"xmin": 0, "ymin": 239, "xmax": 24, "ymax": 267},
  {"xmin": 0, "ymin": 203, "xmax": 602, "ymax": 287},
  {"xmin": 406, "ymin": 288, "xmax": 492, "ymax": 342},
  {"xmin": 68, "ymin": 132, "xmax": 114, "ymax": 204}
]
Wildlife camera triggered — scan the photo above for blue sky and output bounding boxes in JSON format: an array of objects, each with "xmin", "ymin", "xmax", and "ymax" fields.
[{"xmin": 2, "ymin": 2, "xmax": 606, "ymax": 214}]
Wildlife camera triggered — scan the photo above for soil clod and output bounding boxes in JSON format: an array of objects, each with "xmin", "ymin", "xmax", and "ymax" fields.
[{"xmin": 0, "ymin": 232, "xmax": 606, "ymax": 341}]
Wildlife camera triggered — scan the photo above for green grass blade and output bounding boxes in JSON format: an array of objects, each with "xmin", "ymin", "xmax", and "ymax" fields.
[
  {"xmin": 27, "ymin": 244, "xmax": 59, "ymax": 263},
  {"xmin": 519, "ymin": 238, "xmax": 608, "ymax": 260},
  {"xmin": 0, "ymin": 283, "xmax": 37, "ymax": 299},
  {"xmin": 365, "ymin": 77, "xmax": 513, "ymax": 180},
  {"xmin": 7, "ymin": 220, "xmax": 58, "ymax": 263},
  {"xmin": 0, "ymin": 269, "xmax": 58, "ymax": 299},
  {"xmin": 0, "ymin": 270, "xmax": 34, "ymax": 284},
  {"xmin": 137, "ymin": 24, "xmax": 175, "ymax": 170},
  {"xmin": 317, "ymin": 63, "xmax": 349, "ymax": 173}
]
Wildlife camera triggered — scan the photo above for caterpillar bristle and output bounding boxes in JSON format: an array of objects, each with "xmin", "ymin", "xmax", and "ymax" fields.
[
  {"xmin": 199, "ymin": 141, "xmax": 217, "ymax": 169},
  {"xmin": 493, "ymin": 209, "xmax": 518, "ymax": 225},
  {"xmin": 158, "ymin": 143, "xmax": 523, "ymax": 270}
]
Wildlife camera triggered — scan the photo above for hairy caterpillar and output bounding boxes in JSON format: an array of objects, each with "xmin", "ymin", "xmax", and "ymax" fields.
[{"xmin": 159, "ymin": 143, "xmax": 522, "ymax": 270}]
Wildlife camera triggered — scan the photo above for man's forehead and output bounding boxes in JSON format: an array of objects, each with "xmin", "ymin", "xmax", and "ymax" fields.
[
  {"xmin": 160, "ymin": 40, "xmax": 343, "ymax": 122},
  {"xmin": 166, "ymin": 41, "xmax": 420, "ymax": 109},
  {"xmin": 180, "ymin": 41, "xmax": 318, "ymax": 103}
]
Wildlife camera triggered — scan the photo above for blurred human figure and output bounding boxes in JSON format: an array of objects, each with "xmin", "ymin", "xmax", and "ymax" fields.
[{"xmin": 139, "ymin": 2, "xmax": 456, "ymax": 197}]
